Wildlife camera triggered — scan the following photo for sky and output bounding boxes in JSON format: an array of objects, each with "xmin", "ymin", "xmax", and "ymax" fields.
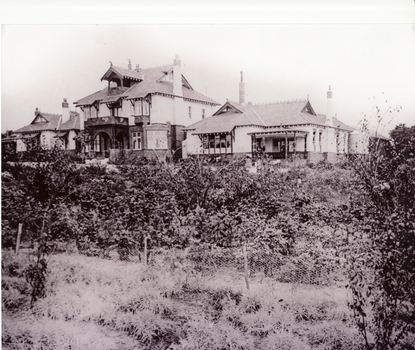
[{"xmin": 1, "ymin": 2, "xmax": 415, "ymax": 136}]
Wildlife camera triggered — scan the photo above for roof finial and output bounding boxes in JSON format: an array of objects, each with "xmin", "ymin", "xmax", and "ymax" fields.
[{"xmin": 109, "ymin": 61, "xmax": 113, "ymax": 67}]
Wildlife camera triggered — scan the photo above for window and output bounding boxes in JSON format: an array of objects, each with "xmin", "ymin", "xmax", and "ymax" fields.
[
  {"xmin": 94, "ymin": 134, "xmax": 101, "ymax": 152},
  {"xmin": 202, "ymin": 109, "xmax": 205, "ymax": 119},
  {"xmin": 273, "ymin": 139, "xmax": 280, "ymax": 152},
  {"xmin": 91, "ymin": 103, "xmax": 99, "ymax": 118},
  {"xmin": 143, "ymin": 100, "xmax": 149, "ymax": 115},
  {"xmin": 226, "ymin": 134, "xmax": 231, "ymax": 148},
  {"xmin": 132, "ymin": 132, "xmax": 142, "ymax": 150},
  {"xmin": 319, "ymin": 132, "xmax": 322, "ymax": 152},
  {"xmin": 209, "ymin": 135, "xmax": 215, "ymax": 149},
  {"xmin": 84, "ymin": 107, "xmax": 91, "ymax": 120},
  {"xmin": 313, "ymin": 131, "xmax": 316, "ymax": 152},
  {"xmin": 188, "ymin": 106, "xmax": 192, "ymax": 119},
  {"xmin": 135, "ymin": 100, "xmax": 143, "ymax": 115},
  {"xmin": 215, "ymin": 135, "xmax": 220, "ymax": 148}
]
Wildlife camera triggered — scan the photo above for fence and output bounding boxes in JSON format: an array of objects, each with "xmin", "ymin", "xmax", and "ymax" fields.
[{"xmin": 112, "ymin": 241, "xmax": 346, "ymax": 291}]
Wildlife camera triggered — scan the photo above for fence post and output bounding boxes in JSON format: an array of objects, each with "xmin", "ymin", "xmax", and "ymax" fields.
[
  {"xmin": 144, "ymin": 236, "xmax": 148, "ymax": 266},
  {"xmin": 243, "ymin": 244, "xmax": 250, "ymax": 291},
  {"xmin": 15, "ymin": 223, "xmax": 23, "ymax": 256}
]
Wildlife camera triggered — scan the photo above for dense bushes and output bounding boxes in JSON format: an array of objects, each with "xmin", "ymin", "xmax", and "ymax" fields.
[{"xmin": 2, "ymin": 125, "xmax": 415, "ymax": 350}]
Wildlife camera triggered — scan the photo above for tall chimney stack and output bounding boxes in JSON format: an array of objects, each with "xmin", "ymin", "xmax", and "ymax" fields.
[
  {"xmin": 128, "ymin": 59, "xmax": 132, "ymax": 70},
  {"xmin": 62, "ymin": 98, "xmax": 70, "ymax": 124},
  {"xmin": 239, "ymin": 71, "xmax": 245, "ymax": 105},
  {"xmin": 325, "ymin": 86, "xmax": 333, "ymax": 127},
  {"xmin": 173, "ymin": 54, "xmax": 182, "ymax": 96}
]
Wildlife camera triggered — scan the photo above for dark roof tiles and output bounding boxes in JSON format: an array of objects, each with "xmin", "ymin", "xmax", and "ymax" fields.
[
  {"xmin": 14, "ymin": 111, "xmax": 80, "ymax": 133},
  {"xmin": 77, "ymin": 63, "xmax": 218, "ymax": 106},
  {"xmin": 186, "ymin": 99, "xmax": 355, "ymax": 135},
  {"xmin": 14, "ymin": 113, "xmax": 61, "ymax": 133}
]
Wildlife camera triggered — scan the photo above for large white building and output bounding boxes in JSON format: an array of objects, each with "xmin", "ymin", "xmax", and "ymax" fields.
[
  {"xmin": 74, "ymin": 56, "xmax": 220, "ymax": 159},
  {"xmin": 183, "ymin": 73, "xmax": 376, "ymax": 163}
]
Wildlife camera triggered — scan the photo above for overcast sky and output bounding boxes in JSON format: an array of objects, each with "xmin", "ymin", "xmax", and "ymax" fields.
[{"xmin": 1, "ymin": 2, "xmax": 414, "ymax": 135}]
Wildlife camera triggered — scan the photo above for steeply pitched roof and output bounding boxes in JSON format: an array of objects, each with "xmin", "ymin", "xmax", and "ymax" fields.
[
  {"xmin": 14, "ymin": 111, "xmax": 80, "ymax": 134},
  {"xmin": 186, "ymin": 99, "xmax": 354, "ymax": 135},
  {"xmin": 14, "ymin": 112, "xmax": 61, "ymax": 133},
  {"xmin": 101, "ymin": 66, "xmax": 145, "ymax": 82},
  {"xmin": 76, "ymin": 63, "xmax": 219, "ymax": 107},
  {"xmin": 184, "ymin": 112, "xmax": 256, "ymax": 134},
  {"xmin": 315, "ymin": 114, "xmax": 355, "ymax": 131},
  {"xmin": 74, "ymin": 86, "xmax": 129, "ymax": 106},
  {"xmin": 59, "ymin": 112, "xmax": 80, "ymax": 131}
]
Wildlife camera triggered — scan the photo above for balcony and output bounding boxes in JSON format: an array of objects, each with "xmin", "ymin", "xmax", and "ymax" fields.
[
  {"xmin": 85, "ymin": 116, "xmax": 128, "ymax": 127},
  {"xmin": 134, "ymin": 115, "xmax": 150, "ymax": 125}
]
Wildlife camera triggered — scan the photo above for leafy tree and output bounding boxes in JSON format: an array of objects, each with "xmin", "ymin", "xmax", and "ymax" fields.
[{"xmin": 347, "ymin": 123, "xmax": 415, "ymax": 349}]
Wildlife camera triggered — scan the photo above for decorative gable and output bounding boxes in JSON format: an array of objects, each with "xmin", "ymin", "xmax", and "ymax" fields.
[
  {"xmin": 32, "ymin": 115, "xmax": 48, "ymax": 124},
  {"xmin": 157, "ymin": 69, "xmax": 194, "ymax": 90},
  {"xmin": 301, "ymin": 101, "xmax": 316, "ymax": 116},
  {"xmin": 213, "ymin": 102, "xmax": 244, "ymax": 116}
]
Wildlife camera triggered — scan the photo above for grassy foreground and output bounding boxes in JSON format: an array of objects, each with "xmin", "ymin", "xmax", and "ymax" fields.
[{"xmin": 2, "ymin": 249, "xmax": 364, "ymax": 350}]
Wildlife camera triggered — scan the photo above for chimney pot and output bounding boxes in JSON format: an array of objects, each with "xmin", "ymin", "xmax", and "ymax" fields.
[
  {"xmin": 239, "ymin": 71, "xmax": 245, "ymax": 105},
  {"xmin": 174, "ymin": 55, "xmax": 181, "ymax": 66}
]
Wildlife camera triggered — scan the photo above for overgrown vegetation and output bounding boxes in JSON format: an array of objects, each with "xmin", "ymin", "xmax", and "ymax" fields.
[{"xmin": 2, "ymin": 123, "xmax": 414, "ymax": 349}]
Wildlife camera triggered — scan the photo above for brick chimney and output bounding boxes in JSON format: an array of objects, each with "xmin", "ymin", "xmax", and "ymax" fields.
[
  {"xmin": 62, "ymin": 98, "xmax": 70, "ymax": 124},
  {"xmin": 239, "ymin": 71, "xmax": 245, "ymax": 105},
  {"xmin": 173, "ymin": 54, "xmax": 182, "ymax": 97},
  {"xmin": 325, "ymin": 86, "xmax": 334, "ymax": 127}
]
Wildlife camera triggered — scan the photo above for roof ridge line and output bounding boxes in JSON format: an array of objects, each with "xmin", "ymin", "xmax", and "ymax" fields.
[
  {"xmin": 299, "ymin": 112, "xmax": 312, "ymax": 124},
  {"xmin": 253, "ymin": 98, "xmax": 307, "ymax": 106},
  {"xmin": 142, "ymin": 63, "xmax": 171, "ymax": 70}
]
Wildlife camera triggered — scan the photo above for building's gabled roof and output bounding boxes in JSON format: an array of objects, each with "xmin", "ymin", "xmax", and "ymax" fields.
[
  {"xmin": 252, "ymin": 99, "xmax": 312, "ymax": 126},
  {"xmin": 76, "ymin": 63, "xmax": 219, "ymax": 107},
  {"xmin": 14, "ymin": 111, "xmax": 80, "ymax": 134},
  {"xmin": 186, "ymin": 99, "xmax": 355, "ymax": 135},
  {"xmin": 101, "ymin": 65, "xmax": 145, "ymax": 82},
  {"xmin": 74, "ymin": 86, "xmax": 129, "ymax": 106},
  {"xmin": 315, "ymin": 114, "xmax": 355, "ymax": 131},
  {"xmin": 184, "ymin": 112, "xmax": 257, "ymax": 134},
  {"xmin": 14, "ymin": 112, "xmax": 61, "ymax": 133},
  {"xmin": 58, "ymin": 112, "xmax": 80, "ymax": 131}
]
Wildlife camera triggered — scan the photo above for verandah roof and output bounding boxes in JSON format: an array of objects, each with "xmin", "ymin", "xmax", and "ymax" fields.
[{"xmin": 248, "ymin": 129, "xmax": 308, "ymax": 138}]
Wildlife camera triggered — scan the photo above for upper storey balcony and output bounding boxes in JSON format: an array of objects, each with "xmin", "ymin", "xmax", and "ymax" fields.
[
  {"xmin": 134, "ymin": 115, "xmax": 150, "ymax": 125},
  {"xmin": 85, "ymin": 116, "xmax": 129, "ymax": 127}
]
